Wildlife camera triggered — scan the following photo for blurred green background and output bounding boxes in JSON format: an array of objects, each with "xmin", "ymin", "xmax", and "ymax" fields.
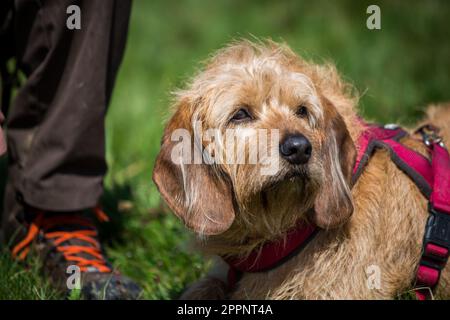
[{"xmin": 1, "ymin": 0, "xmax": 449, "ymax": 299}]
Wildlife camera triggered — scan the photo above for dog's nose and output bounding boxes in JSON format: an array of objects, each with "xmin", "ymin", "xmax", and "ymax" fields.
[{"xmin": 279, "ymin": 134, "xmax": 312, "ymax": 165}]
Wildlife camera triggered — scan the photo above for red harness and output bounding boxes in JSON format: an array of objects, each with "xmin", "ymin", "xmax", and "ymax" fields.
[{"xmin": 224, "ymin": 122, "xmax": 450, "ymax": 300}]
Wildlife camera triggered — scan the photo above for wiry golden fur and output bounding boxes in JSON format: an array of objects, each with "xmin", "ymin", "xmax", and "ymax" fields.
[{"xmin": 153, "ymin": 40, "xmax": 450, "ymax": 299}]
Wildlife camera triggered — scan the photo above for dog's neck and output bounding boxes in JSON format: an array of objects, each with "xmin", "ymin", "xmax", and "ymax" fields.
[{"xmin": 198, "ymin": 207, "xmax": 311, "ymax": 258}]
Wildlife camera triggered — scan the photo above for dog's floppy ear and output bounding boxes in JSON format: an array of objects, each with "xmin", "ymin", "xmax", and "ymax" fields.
[
  {"xmin": 311, "ymin": 98, "xmax": 356, "ymax": 229},
  {"xmin": 152, "ymin": 100, "xmax": 236, "ymax": 235}
]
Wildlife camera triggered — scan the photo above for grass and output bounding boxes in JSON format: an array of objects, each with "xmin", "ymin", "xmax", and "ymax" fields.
[
  {"xmin": 1, "ymin": 0, "xmax": 449, "ymax": 299},
  {"xmin": 0, "ymin": 251, "xmax": 61, "ymax": 300}
]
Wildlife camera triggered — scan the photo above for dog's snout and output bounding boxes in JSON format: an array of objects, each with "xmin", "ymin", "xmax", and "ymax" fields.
[{"xmin": 279, "ymin": 134, "xmax": 312, "ymax": 165}]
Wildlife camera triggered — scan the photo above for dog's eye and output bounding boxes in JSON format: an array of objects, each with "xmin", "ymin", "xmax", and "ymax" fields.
[
  {"xmin": 296, "ymin": 105, "xmax": 308, "ymax": 118},
  {"xmin": 230, "ymin": 108, "xmax": 253, "ymax": 123}
]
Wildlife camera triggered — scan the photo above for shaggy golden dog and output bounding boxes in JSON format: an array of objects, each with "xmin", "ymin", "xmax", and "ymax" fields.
[{"xmin": 153, "ymin": 40, "xmax": 450, "ymax": 299}]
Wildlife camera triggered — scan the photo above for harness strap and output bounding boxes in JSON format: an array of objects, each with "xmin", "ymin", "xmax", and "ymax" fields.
[
  {"xmin": 352, "ymin": 123, "xmax": 407, "ymax": 182},
  {"xmin": 381, "ymin": 139, "xmax": 433, "ymax": 196},
  {"xmin": 352, "ymin": 123, "xmax": 434, "ymax": 192},
  {"xmin": 414, "ymin": 134, "xmax": 450, "ymax": 300},
  {"xmin": 354, "ymin": 136, "xmax": 433, "ymax": 197},
  {"xmin": 430, "ymin": 143, "xmax": 450, "ymax": 213},
  {"xmin": 225, "ymin": 222, "xmax": 318, "ymax": 290},
  {"xmin": 346, "ymin": 123, "xmax": 450, "ymax": 299}
]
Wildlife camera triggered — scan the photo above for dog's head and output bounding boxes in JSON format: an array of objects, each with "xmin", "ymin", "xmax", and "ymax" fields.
[{"xmin": 153, "ymin": 40, "xmax": 358, "ymax": 238}]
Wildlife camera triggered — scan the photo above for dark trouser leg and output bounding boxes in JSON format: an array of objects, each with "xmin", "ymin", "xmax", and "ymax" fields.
[{"xmin": 1, "ymin": 0, "xmax": 131, "ymax": 242}]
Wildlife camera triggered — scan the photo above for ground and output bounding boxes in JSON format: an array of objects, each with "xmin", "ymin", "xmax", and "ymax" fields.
[{"xmin": 0, "ymin": 0, "xmax": 449, "ymax": 299}]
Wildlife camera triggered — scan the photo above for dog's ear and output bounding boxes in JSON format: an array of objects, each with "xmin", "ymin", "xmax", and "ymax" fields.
[
  {"xmin": 152, "ymin": 100, "xmax": 236, "ymax": 235},
  {"xmin": 311, "ymin": 98, "xmax": 356, "ymax": 229}
]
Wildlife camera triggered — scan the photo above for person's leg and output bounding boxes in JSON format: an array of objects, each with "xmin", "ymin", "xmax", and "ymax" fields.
[
  {"xmin": 1, "ymin": 0, "xmax": 140, "ymax": 299},
  {"xmin": 8, "ymin": 0, "xmax": 131, "ymax": 211},
  {"xmin": 1, "ymin": 0, "xmax": 131, "ymax": 239}
]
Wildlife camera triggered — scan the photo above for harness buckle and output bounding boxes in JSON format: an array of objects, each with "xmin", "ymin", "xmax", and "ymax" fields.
[
  {"xmin": 421, "ymin": 205, "xmax": 450, "ymax": 269},
  {"xmin": 416, "ymin": 124, "xmax": 445, "ymax": 148}
]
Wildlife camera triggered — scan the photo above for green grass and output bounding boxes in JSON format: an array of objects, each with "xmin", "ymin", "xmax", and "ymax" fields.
[
  {"xmin": 1, "ymin": 0, "xmax": 450, "ymax": 299},
  {"xmin": 0, "ymin": 250, "xmax": 61, "ymax": 300}
]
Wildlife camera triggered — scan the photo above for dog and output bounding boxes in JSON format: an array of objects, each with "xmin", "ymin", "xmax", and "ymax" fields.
[{"xmin": 153, "ymin": 39, "xmax": 450, "ymax": 299}]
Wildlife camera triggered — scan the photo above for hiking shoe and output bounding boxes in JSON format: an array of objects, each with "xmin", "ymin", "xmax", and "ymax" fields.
[{"xmin": 11, "ymin": 206, "xmax": 141, "ymax": 300}]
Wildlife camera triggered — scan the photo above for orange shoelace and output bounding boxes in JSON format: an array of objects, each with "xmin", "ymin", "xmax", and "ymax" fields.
[{"xmin": 12, "ymin": 206, "xmax": 111, "ymax": 273}]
